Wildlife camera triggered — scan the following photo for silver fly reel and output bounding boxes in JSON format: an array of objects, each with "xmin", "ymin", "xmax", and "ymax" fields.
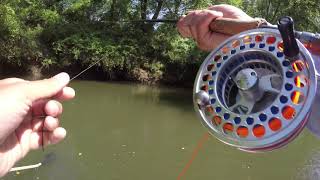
[{"xmin": 193, "ymin": 24, "xmax": 318, "ymax": 152}]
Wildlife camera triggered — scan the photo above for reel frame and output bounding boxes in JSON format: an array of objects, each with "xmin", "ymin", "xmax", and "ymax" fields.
[{"xmin": 193, "ymin": 28, "xmax": 317, "ymax": 152}]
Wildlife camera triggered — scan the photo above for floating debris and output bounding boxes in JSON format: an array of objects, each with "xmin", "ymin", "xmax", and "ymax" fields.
[{"xmin": 78, "ymin": 152, "xmax": 83, "ymax": 156}]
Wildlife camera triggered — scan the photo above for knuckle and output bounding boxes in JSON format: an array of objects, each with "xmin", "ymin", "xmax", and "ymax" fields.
[{"xmin": 197, "ymin": 40, "xmax": 212, "ymax": 51}]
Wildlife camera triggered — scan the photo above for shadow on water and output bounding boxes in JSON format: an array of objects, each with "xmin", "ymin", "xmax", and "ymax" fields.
[
  {"xmin": 158, "ymin": 88, "xmax": 193, "ymax": 109},
  {"xmin": 129, "ymin": 84, "xmax": 193, "ymax": 111},
  {"xmin": 41, "ymin": 152, "xmax": 57, "ymax": 166}
]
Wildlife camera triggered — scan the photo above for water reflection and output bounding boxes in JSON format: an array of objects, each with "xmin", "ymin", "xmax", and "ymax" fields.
[
  {"xmin": 3, "ymin": 81, "xmax": 320, "ymax": 180},
  {"xmin": 130, "ymin": 84, "xmax": 193, "ymax": 111}
]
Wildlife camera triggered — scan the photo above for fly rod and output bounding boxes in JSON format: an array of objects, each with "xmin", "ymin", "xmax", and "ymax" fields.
[
  {"xmin": 9, "ymin": 17, "xmax": 263, "ymax": 172},
  {"xmin": 105, "ymin": 18, "xmax": 269, "ymax": 36}
]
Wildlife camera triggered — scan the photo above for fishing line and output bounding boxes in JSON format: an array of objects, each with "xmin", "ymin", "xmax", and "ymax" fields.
[
  {"xmin": 41, "ymin": 58, "xmax": 104, "ymax": 150},
  {"xmin": 104, "ymin": 19, "xmax": 179, "ymax": 24},
  {"xmin": 10, "ymin": 58, "xmax": 104, "ymax": 173},
  {"xmin": 177, "ymin": 132, "xmax": 210, "ymax": 180},
  {"xmin": 70, "ymin": 59, "xmax": 104, "ymax": 81}
]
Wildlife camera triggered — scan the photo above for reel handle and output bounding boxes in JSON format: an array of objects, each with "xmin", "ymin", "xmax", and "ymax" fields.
[
  {"xmin": 277, "ymin": 17, "xmax": 300, "ymax": 58},
  {"xmin": 209, "ymin": 18, "xmax": 268, "ymax": 36}
]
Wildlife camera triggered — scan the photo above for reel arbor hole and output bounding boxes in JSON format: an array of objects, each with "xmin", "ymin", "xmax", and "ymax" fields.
[
  {"xmin": 253, "ymin": 124, "xmax": 266, "ymax": 138},
  {"xmin": 268, "ymin": 118, "xmax": 282, "ymax": 131},
  {"xmin": 243, "ymin": 36, "xmax": 252, "ymax": 44},
  {"xmin": 292, "ymin": 60, "xmax": 305, "ymax": 72},
  {"xmin": 223, "ymin": 123, "xmax": 234, "ymax": 134},
  {"xmin": 212, "ymin": 116, "xmax": 222, "ymax": 126},
  {"xmin": 291, "ymin": 91, "xmax": 305, "ymax": 104},
  {"xmin": 294, "ymin": 75, "xmax": 307, "ymax": 88},
  {"xmin": 282, "ymin": 106, "xmax": 296, "ymax": 120},
  {"xmin": 237, "ymin": 126, "xmax": 249, "ymax": 138}
]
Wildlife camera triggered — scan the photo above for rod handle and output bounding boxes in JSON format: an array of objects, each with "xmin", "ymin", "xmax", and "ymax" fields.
[{"xmin": 209, "ymin": 18, "xmax": 268, "ymax": 36}]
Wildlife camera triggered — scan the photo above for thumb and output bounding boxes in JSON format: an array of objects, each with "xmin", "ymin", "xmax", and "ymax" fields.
[{"xmin": 25, "ymin": 73, "xmax": 70, "ymax": 101}]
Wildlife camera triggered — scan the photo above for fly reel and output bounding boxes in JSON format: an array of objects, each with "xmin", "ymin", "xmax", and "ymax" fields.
[{"xmin": 193, "ymin": 17, "xmax": 318, "ymax": 152}]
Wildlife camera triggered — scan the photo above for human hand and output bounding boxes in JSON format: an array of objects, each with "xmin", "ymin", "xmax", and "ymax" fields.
[
  {"xmin": 0, "ymin": 73, "xmax": 75, "ymax": 177},
  {"xmin": 177, "ymin": 4, "xmax": 254, "ymax": 51}
]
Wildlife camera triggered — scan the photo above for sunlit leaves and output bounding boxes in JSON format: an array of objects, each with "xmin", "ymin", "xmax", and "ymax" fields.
[
  {"xmin": 0, "ymin": 5, "xmax": 21, "ymax": 37},
  {"xmin": 0, "ymin": 0, "xmax": 319, "ymax": 83}
]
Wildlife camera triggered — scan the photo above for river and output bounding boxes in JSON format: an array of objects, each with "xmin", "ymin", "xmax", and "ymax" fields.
[{"xmin": 3, "ymin": 81, "xmax": 320, "ymax": 180}]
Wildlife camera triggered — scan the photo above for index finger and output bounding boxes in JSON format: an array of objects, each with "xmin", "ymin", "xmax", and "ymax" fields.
[
  {"xmin": 53, "ymin": 87, "xmax": 75, "ymax": 101},
  {"xmin": 177, "ymin": 15, "xmax": 192, "ymax": 38}
]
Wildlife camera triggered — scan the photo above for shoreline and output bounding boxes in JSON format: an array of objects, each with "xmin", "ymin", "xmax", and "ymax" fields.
[{"xmin": 0, "ymin": 62, "xmax": 197, "ymax": 88}]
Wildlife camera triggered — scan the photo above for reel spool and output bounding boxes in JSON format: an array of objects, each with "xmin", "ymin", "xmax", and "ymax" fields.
[{"xmin": 193, "ymin": 19, "xmax": 317, "ymax": 152}]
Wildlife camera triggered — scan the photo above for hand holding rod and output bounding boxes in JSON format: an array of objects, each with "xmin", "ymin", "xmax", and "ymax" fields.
[
  {"xmin": 141, "ymin": 18, "xmax": 268, "ymax": 36},
  {"xmin": 206, "ymin": 17, "xmax": 320, "ymax": 54},
  {"xmin": 207, "ymin": 18, "xmax": 268, "ymax": 35},
  {"xmin": 145, "ymin": 17, "xmax": 320, "ymax": 53}
]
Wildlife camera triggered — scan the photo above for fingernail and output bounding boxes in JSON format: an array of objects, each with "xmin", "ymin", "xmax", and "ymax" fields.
[{"xmin": 53, "ymin": 72, "xmax": 70, "ymax": 85}]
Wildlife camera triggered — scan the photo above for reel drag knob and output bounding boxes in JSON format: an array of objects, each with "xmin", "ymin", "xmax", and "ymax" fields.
[
  {"xmin": 234, "ymin": 68, "xmax": 264, "ymax": 103},
  {"xmin": 193, "ymin": 28, "xmax": 317, "ymax": 152},
  {"xmin": 235, "ymin": 68, "xmax": 258, "ymax": 91}
]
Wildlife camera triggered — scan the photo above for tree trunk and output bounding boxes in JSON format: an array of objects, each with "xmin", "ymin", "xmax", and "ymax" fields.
[
  {"xmin": 140, "ymin": 0, "xmax": 153, "ymax": 33},
  {"xmin": 110, "ymin": 0, "xmax": 116, "ymax": 20},
  {"xmin": 140, "ymin": 0, "xmax": 148, "ymax": 20},
  {"xmin": 152, "ymin": 0, "xmax": 164, "ymax": 20},
  {"xmin": 174, "ymin": 0, "xmax": 182, "ymax": 15}
]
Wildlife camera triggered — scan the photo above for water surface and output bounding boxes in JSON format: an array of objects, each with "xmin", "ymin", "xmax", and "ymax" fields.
[{"xmin": 3, "ymin": 81, "xmax": 320, "ymax": 180}]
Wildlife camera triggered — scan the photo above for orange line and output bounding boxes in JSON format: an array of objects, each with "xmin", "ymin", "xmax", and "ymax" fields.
[{"xmin": 177, "ymin": 132, "xmax": 210, "ymax": 180}]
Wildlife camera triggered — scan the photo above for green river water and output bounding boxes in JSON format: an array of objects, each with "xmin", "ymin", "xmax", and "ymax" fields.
[{"xmin": 2, "ymin": 81, "xmax": 320, "ymax": 180}]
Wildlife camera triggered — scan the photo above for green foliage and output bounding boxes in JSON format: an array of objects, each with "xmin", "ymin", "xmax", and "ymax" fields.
[
  {"xmin": 245, "ymin": 0, "xmax": 320, "ymax": 32},
  {"xmin": 0, "ymin": 0, "xmax": 319, "ymax": 83},
  {"xmin": 0, "ymin": 5, "xmax": 21, "ymax": 37}
]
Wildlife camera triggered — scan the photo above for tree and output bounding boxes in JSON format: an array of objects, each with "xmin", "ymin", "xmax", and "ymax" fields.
[{"xmin": 0, "ymin": 0, "xmax": 319, "ymax": 84}]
